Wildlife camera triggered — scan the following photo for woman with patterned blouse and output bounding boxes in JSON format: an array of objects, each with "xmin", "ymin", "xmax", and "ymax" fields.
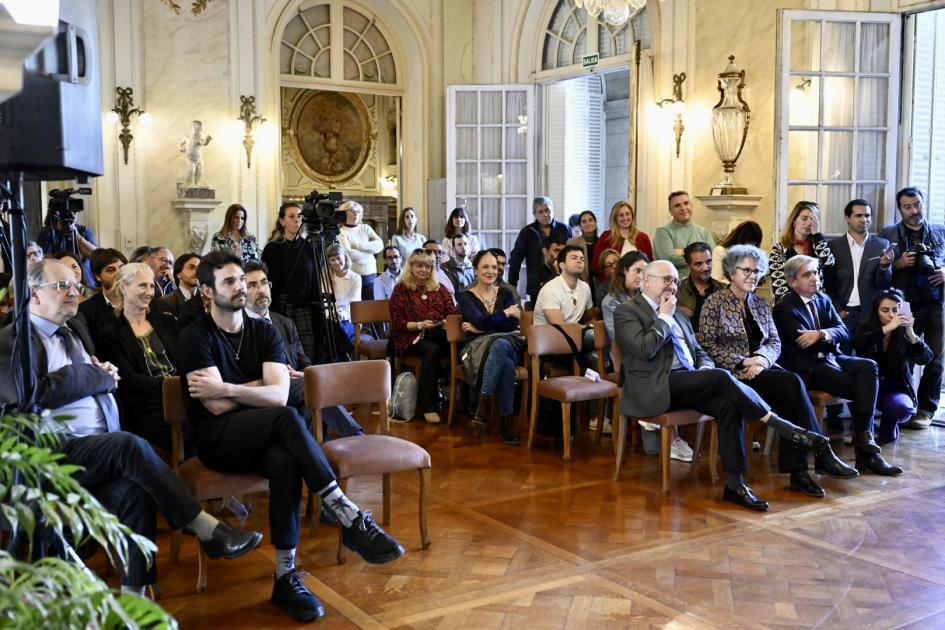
[
  {"xmin": 769, "ymin": 201, "xmax": 834, "ymax": 302},
  {"xmin": 211, "ymin": 203, "xmax": 260, "ymax": 263},
  {"xmin": 699, "ymin": 245, "xmax": 856, "ymax": 497},
  {"xmin": 389, "ymin": 249, "xmax": 458, "ymax": 424}
]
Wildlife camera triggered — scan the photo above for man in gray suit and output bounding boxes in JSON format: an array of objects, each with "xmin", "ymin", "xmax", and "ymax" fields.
[
  {"xmin": 825, "ymin": 199, "xmax": 894, "ymax": 348},
  {"xmin": 613, "ymin": 260, "xmax": 829, "ymax": 511}
]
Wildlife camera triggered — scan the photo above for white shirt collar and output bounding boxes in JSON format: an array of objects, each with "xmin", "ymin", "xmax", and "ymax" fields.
[{"xmin": 244, "ymin": 308, "xmax": 271, "ymax": 323}]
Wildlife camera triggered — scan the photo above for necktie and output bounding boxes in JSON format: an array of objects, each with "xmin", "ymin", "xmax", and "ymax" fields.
[
  {"xmin": 667, "ymin": 321, "xmax": 695, "ymax": 371},
  {"xmin": 54, "ymin": 327, "xmax": 121, "ymax": 433},
  {"xmin": 807, "ymin": 300, "xmax": 821, "ymax": 330}
]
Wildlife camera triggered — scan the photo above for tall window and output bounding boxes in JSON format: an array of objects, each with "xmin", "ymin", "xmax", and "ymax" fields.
[
  {"xmin": 776, "ymin": 10, "xmax": 900, "ymax": 233},
  {"xmin": 908, "ymin": 9, "xmax": 945, "ymax": 224}
]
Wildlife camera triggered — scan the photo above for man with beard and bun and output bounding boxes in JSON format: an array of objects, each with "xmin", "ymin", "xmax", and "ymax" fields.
[
  {"xmin": 178, "ymin": 251, "xmax": 403, "ymax": 622},
  {"xmin": 614, "ymin": 260, "xmax": 830, "ymax": 511},
  {"xmin": 78, "ymin": 248, "xmax": 127, "ymax": 347},
  {"xmin": 676, "ymin": 242, "xmax": 723, "ymax": 331},
  {"xmin": 880, "ymin": 187, "xmax": 945, "ymax": 429}
]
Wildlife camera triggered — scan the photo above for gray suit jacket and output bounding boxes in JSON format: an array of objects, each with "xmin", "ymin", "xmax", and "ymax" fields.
[
  {"xmin": 613, "ymin": 294, "xmax": 713, "ymax": 418},
  {"xmin": 824, "ymin": 234, "xmax": 891, "ymax": 312}
]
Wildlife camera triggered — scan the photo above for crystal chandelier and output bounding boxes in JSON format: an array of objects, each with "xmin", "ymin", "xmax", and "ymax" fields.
[{"xmin": 574, "ymin": 0, "xmax": 650, "ymax": 27}]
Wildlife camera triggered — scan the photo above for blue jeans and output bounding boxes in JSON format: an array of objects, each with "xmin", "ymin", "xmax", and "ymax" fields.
[{"xmin": 479, "ymin": 338, "xmax": 517, "ymax": 416}]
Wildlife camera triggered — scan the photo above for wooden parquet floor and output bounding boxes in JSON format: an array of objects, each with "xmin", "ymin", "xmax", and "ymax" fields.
[{"xmin": 89, "ymin": 417, "xmax": 945, "ymax": 629}]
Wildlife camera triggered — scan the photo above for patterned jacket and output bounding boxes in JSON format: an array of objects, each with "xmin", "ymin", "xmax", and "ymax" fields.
[
  {"xmin": 769, "ymin": 233, "xmax": 835, "ymax": 302},
  {"xmin": 698, "ymin": 287, "xmax": 781, "ymax": 373}
]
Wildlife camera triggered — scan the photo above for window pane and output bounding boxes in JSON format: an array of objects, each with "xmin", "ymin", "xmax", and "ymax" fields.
[
  {"xmin": 456, "ymin": 128, "xmax": 477, "ymax": 159},
  {"xmin": 788, "ymin": 131, "xmax": 819, "ymax": 180},
  {"xmin": 822, "ymin": 184, "xmax": 854, "ymax": 232},
  {"xmin": 790, "ymin": 20, "xmax": 821, "ymax": 72},
  {"xmin": 506, "ymin": 127, "xmax": 526, "ymax": 159},
  {"xmin": 572, "ymin": 30, "xmax": 587, "ymax": 65},
  {"xmin": 856, "ymin": 183, "xmax": 886, "ymax": 225},
  {"xmin": 481, "ymin": 198, "xmax": 501, "ymax": 230},
  {"xmin": 457, "ymin": 163, "xmax": 478, "ymax": 195},
  {"xmin": 788, "ymin": 76, "xmax": 820, "ymax": 126},
  {"xmin": 823, "ymin": 77, "xmax": 854, "ymax": 126},
  {"xmin": 482, "ymin": 127, "xmax": 502, "ymax": 160},
  {"xmin": 822, "ymin": 131, "xmax": 854, "ymax": 180},
  {"xmin": 505, "ymin": 163, "xmax": 526, "ymax": 194},
  {"xmin": 857, "ymin": 77, "xmax": 888, "ymax": 127},
  {"xmin": 823, "ymin": 22, "xmax": 855, "ymax": 72},
  {"xmin": 860, "ymin": 23, "xmax": 889, "ymax": 73},
  {"xmin": 481, "ymin": 92, "xmax": 502, "ymax": 124},
  {"xmin": 787, "ymin": 185, "xmax": 819, "ymax": 216},
  {"xmin": 506, "ymin": 91, "xmax": 526, "ymax": 124},
  {"xmin": 456, "ymin": 92, "xmax": 477, "ymax": 124},
  {"xmin": 481, "ymin": 162, "xmax": 502, "ymax": 195},
  {"xmin": 856, "ymin": 131, "xmax": 886, "ymax": 180},
  {"xmin": 462, "ymin": 199, "xmax": 478, "ymax": 228},
  {"xmin": 506, "ymin": 197, "xmax": 528, "ymax": 232}
]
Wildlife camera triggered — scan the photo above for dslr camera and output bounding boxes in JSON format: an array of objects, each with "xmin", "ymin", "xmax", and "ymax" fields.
[
  {"xmin": 48, "ymin": 187, "xmax": 92, "ymax": 228},
  {"xmin": 301, "ymin": 189, "xmax": 345, "ymax": 236},
  {"xmin": 912, "ymin": 241, "xmax": 936, "ymax": 276}
]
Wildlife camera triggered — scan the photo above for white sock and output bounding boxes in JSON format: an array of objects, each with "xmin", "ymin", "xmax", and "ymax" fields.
[
  {"xmin": 275, "ymin": 548, "xmax": 296, "ymax": 579},
  {"xmin": 121, "ymin": 584, "xmax": 146, "ymax": 597},
  {"xmin": 318, "ymin": 481, "xmax": 360, "ymax": 528},
  {"xmin": 188, "ymin": 511, "xmax": 220, "ymax": 541}
]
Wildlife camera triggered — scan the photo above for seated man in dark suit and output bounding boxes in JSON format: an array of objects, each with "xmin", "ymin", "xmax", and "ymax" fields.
[
  {"xmin": 243, "ymin": 260, "xmax": 362, "ymax": 437},
  {"xmin": 614, "ymin": 260, "xmax": 828, "ymax": 511},
  {"xmin": 0, "ymin": 259, "xmax": 262, "ymax": 596},
  {"xmin": 152, "ymin": 251, "xmax": 200, "ymax": 320},
  {"xmin": 77, "ymin": 248, "xmax": 127, "ymax": 347},
  {"xmin": 772, "ymin": 255, "xmax": 902, "ymax": 475}
]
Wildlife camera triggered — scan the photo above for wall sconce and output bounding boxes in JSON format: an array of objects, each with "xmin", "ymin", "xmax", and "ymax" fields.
[
  {"xmin": 106, "ymin": 87, "xmax": 150, "ymax": 165},
  {"xmin": 656, "ymin": 72, "xmax": 686, "ymax": 158},
  {"xmin": 710, "ymin": 56, "xmax": 751, "ymax": 195},
  {"xmin": 237, "ymin": 95, "xmax": 265, "ymax": 168}
]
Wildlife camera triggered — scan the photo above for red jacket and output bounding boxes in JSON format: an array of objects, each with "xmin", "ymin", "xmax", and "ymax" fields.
[
  {"xmin": 592, "ymin": 230, "xmax": 654, "ymax": 281},
  {"xmin": 389, "ymin": 282, "xmax": 458, "ymax": 355}
]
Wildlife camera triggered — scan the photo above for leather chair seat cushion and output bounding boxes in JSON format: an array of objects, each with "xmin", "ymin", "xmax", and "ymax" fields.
[
  {"xmin": 323, "ymin": 435, "xmax": 432, "ymax": 478},
  {"xmin": 179, "ymin": 458, "xmax": 269, "ymax": 501},
  {"xmin": 636, "ymin": 410, "xmax": 712, "ymax": 428},
  {"xmin": 807, "ymin": 390, "xmax": 850, "ymax": 406},
  {"xmin": 358, "ymin": 339, "xmax": 388, "ymax": 359},
  {"xmin": 537, "ymin": 376, "xmax": 618, "ymax": 403}
]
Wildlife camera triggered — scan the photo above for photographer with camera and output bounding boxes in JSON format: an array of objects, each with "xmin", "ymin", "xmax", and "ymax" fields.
[
  {"xmin": 37, "ymin": 188, "xmax": 98, "ymax": 288},
  {"xmin": 880, "ymin": 187, "xmax": 945, "ymax": 429}
]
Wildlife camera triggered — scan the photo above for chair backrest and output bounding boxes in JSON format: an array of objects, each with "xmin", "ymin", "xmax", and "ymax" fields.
[
  {"xmin": 162, "ymin": 377, "xmax": 186, "ymax": 469},
  {"xmin": 583, "ymin": 307, "xmax": 601, "ymax": 323},
  {"xmin": 351, "ymin": 299, "xmax": 391, "ymax": 325},
  {"xmin": 527, "ymin": 322, "xmax": 585, "ymax": 358},
  {"xmin": 305, "ymin": 360, "xmax": 392, "ymax": 441},
  {"xmin": 445, "ymin": 313, "xmax": 466, "ymax": 344}
]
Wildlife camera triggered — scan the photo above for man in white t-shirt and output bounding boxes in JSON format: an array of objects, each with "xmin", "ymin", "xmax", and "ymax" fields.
[{"xmin": 534, "ymin": 245, "xmax": 592, "ymax": 325}]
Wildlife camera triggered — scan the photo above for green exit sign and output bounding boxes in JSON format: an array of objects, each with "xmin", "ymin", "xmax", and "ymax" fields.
[{"xmin": 582, "ymin": 53, "xmax": 599, "ymax": 68}]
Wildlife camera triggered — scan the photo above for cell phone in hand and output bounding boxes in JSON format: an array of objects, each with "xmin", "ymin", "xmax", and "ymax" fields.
[
  {"xmin": 432, "ymin": 320, "xmax": 445, "ymax": 328},
  {"xmin": 900, "ymin": 301, "xmax": 912, "ymax": 318}
]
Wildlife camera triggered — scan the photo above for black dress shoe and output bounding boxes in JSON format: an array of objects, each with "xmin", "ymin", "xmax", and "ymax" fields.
[
  {"xmin": 789, "ymin": 471, "xmax": 826, "ymax": 497},
  {"xmin": 814, "ymin": 446, "xmax": 859, "ymax": 478},
  {"xmin": 855, "ymin": 451, "xmax": 903, "ymax": 476},
  {"xmin": 500, "ymin": 416, "xmax": 521, "ymax": 445},
  {"xmin": 271, "ymin": 569, "xmax": 326, "ymax": 622},
  {"xmin": 853, "ymin": 431, "xmax": 881, "ymax": 454},
  {"xmin": 199, "ymin": 522, "xmax": 263, "ymax": 560},
  {"xmin": 473, "ymin": 394, "xmax": 493, "ymax": 427},
  {"xmin": 785, "ymin": 427, "xmax": 830, "ymax": 452},
  {"xmin": 722, "ymin": 483, "xmax": 769, "ymax": 511},
  {"xmin": 342, "ymin": 511, "xmax": 405, "ymax": 564}
]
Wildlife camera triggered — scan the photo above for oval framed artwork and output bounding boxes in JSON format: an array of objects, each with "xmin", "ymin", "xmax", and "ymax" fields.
[{"xmin": 286, "ymin": 90, "xmax": 372, "ymax": 184}]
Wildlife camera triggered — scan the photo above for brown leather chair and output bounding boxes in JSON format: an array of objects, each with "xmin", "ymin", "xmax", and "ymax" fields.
[
  {"xmin": 763, "ymin": 390, "xmax": 851, "ymax": 455},
  {"xmin": 445, "ymin": 314, "xmax": 528, "ymax": 428},
  {"xmin": 304, "ymin": 360, "xmax": 432, "ymax": 564},
  {"xmin": 526, "ymin": 321, "xmax": 620, "ymax": 460},
  {"xmin": 163, "ymin": 377, "xmax": 269, "ymax": 593},
  {"xmin": 351, "ymin": 299, "xmax": 391, "ymax": 361}
]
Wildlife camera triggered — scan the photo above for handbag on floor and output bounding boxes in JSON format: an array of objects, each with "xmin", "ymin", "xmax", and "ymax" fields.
[{"xmin": 390, "ymin": 370, "xmax": 418, "ymax": 421}]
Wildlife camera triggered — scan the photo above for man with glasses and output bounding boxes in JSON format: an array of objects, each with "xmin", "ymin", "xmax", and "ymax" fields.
[
  {"xmin": 375, "ymin": 246, "xmax": 402, "ymax": 300},
  {"xmin": 146, "ymin": 246, "xmax": 176, "ymax": 297},
  {"xmin": 25, "ymin": 240, "xmax": 43, "ymax": 265},
  {"xmin": 0, "ymin": 259, "xmax": 263, "ymax": 598},
  {"xmin": 676, "ymin": 242, "xmax": 723, "ymax": 331},
  {"xmin": 880, "ymin": 187, "xmax": 945, "ymax": 428},
  {"xmin": 614, "ymin": 260, "xmax": 831, "ymax": 511}
]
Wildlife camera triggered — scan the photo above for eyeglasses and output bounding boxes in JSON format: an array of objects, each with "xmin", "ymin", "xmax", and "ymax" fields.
[
  {"xmin": 604, "ymin": 260, "xmax": 618, "ymax": 269},
  {"xmin": 150, "ymin": 257, "xmax": 173, "ymax": 266},
  {"xmin": 645, "ymin": 274, "xmax": 680, "ymax": 286},
  {"xmin": 735, "ymin": 266, "xmax": 761, "ymax": 277},
  {"xmin": 34, "ymin": 280, "xmax": 84, "ymax": 293},
  {"xmin": 246, "ymin": 280, "xmax": 272, "ymax": 290}
]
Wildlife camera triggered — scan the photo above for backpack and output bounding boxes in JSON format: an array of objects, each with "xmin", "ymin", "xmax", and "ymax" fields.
[{"xmin": 390, "ymin": 371, "xmax": 418, "ymax": 421}]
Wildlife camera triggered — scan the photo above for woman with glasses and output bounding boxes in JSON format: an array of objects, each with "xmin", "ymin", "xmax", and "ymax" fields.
[
  {"xmin": 211, "ymin": 203, "xmax": 260, "ymax": 263},
  {"xmin": 389, "ymin": 249, "xmax": 458, "ymax": 423},
  {"xmin": 592, "ymin": 201, "xmax": 654, "ymax": 283},
  {"xmin": 699, "ymin": 245, "xmax": 853, "ymax": 497},
  {"xmin": 770, "ymin": 201, "xmax": 835, "ymax": 302},
  {"xmin": 457, "ymin": 250, "xmax": 522, "ymax": 445},
  {"xmin": 595, "ymin": 248, "xmax": 621, "ymax": 307},
  {"xmin": 97, "ymin": 263, "xmax": 181, "ymax": 454},
  {"xmin": 391, "ymin": 207, "xmax": 426, "ymax": 262}
]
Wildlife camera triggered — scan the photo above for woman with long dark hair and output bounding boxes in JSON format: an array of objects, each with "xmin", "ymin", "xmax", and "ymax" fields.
[
  {"xmin": 713, "ymin": 220, "xmax": 762, "ymax": 283},
  {"xmin": 769, "ymin": 202, "xmax": 834, "ymax": 302},
  {"xmin": 391, "ymin": 206, "xmax": 427, "ymax": 261},
  {"xmin": 211, "ymin": 203, "xmax": 260, "ymax": 262},
  {"xmin": 442, "ymin": 207, "xmax": 482, "ymax": 260}
]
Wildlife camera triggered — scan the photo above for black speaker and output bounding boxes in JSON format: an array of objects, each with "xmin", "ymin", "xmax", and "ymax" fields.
[{"xmin": 0, "ymin": 0, "xmax": 102, "ymax": 181}]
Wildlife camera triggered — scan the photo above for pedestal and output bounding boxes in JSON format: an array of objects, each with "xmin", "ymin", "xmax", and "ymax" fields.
[
  {"xmin": 172, "ymin": 198, "xmax": 222, "ymax": 254},
  {"xmin": 695, "ymin": 194, "xmax": 763, "ymax": 241}
]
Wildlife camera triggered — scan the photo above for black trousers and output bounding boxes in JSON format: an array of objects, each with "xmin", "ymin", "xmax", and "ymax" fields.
[
  {"xmin": 667, "ymin": 368, "xmax": 769, "ymax": 474},
  {"xmin": 913, "ymin": 299, "xmax": 944, "ymax": 413},
  {"xmin": 800, "ymin": 355, "xmax": 878, "ymax": 434},
  {"xmin": 838, "ymin": 307, "xmax": 862, "ymax": 355},
  {"xmin": 195, "ymin": 406, "xmax": 336, "ymax": 550},
  {"xmin": 740, "ymin": 368, "xmax": 819, "ymax": 473},
  {"xmin": 61, "ymin": 432, "xmax": 202, "ymax": 587},
  {"xmin": 404, "ymin": 334, "xmax": 448, "ymax": 413}
]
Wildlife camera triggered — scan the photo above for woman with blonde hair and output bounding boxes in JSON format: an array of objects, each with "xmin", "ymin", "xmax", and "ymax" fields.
[
  {"xmin": 389, "ymin": 249, "xmax": 458, "ymax": 423},
  {"xmin": 391, "ymin": 206, "xmax": 427, "ymax": 261},
  {"xmin": 769, "ymin": 201, "xmax": 834, "ymax": 302},
  {"xmin": 211, "ymin": 203, "xmax": 260, "ymax": 262},
  {"xmin": 592, "ymin": 200, "xmax": 653, "ymax": 282},
  {"xmin": 338, "ymin": 200, "xmax": 384, "ymax": 300}
]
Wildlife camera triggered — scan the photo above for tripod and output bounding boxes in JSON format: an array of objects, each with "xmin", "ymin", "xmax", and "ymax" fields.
[{"xmin": 306, "ymin": 227, "xmax": 351, "ymax": 364}]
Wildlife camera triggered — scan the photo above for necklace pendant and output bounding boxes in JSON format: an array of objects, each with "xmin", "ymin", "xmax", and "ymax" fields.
[{"xmin": 420, "ymin": 293, "xmax": 427, "ymax": 300}]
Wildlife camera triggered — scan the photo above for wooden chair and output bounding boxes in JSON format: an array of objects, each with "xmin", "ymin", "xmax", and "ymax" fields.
[
  {"xmin": 445, "ymin": 314, "xmax": 529, "ymax": 427},
  {"xmin": 304, "ymin": 360, "xmax": 432, "ymax": 564},
  {"xmin": 351, "ymin": 299, "xmax": 390, "ymax": 361},
  {"xmin": 763, "ymin": 390, "xmax": 851, "ymax": 455},
  {"xmin": 526, "ymin": 321, "xmax": 620, "ymax": 460},
  {"xmin": 163, "ymin": 377, "xmax": 269, "ymax": 593}
]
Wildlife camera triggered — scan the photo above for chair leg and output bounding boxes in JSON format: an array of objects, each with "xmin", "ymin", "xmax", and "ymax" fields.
[
  {"xmin": 336, "ymin": 479, "xmax": 347, "ymax": 565},
  {"xmin": 309, "ymin": 492, "xmax": 322, "ymax": 537},
  {"xmin": 170, "ymin": 529, "xmax": 182, "ymax": 564},
  {"xmin": 419, "ymin": 467, "xmax": 431, "ymax": 550},
  {"xmin": 562, "ymin": 402, "xmax": 572, "ymax": 460},
  {"xmin": 447, "ymin": 372, "xmax": 458, "ymax": 427},
  {"xmin": 661, "ymin": 426, "xmax": 672, "ymax": 496},
  {"xmin": 630, "ymin": 416, "xmax": 640, "ymax": 447},
  {"xmin": 691, "ymin": 422, "xmax": 705, "ymax": 471},
  {"xmin": 517, "ymin": 380, "xmax": 528, "ymax": 425},
  {"xmin": 196, "ymin": 544, "xmax": 208, "ymax": 592},
  {"xmin": 382, "ymin": 473, "xmax": 391, "ymax": 526},
  {"xmin": 709, "ymin": 422, "xmax": 719, "ymax": 483},
  {"xmin": 527, "ymin": 390, "xmax": 539, "ymax": 451},
  {"xmin": 613, "ymin": 413, "xmax": 627, "ymax": 481},
  {"xmin": 814, "ymin": 405, "xmax": 825, "ymax": 424},
  {"xmin": 763, "ymin": 425, "xmax": 776, "ymax": 455},
  {"xmin": 147, "ymin": 583, "xmax": 161, "ymax": 601},
  {"xmin": 595, "ymin": 398, "xmax": 605, "ymax": 445},
  {"xmin": 744, "ymin": 423, "xmax": 753, "ymax": 482}
]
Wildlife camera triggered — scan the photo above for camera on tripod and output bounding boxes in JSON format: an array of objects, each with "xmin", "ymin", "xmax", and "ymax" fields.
[
  {"xmin": 301, "ymin": 189, "xmax": 345, "ymax": 235},
  {"xmin": 48, "ymin": 187, "xmax": 92, "ymax": 228}
]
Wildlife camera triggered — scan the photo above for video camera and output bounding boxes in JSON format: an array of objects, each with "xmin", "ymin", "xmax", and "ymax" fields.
[
  {"xmin": 48, "ymin": 187, "xmax": 92, "ymax": 227},
  {"xmin": 301, "ymin": 189, "xmax": 345, "ymax": 236}
]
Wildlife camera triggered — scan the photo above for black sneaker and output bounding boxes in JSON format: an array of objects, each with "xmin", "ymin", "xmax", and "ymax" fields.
[
  {"xmin": 342, "ymin": 511, "xmax": 405, "ymax": 564},
  {"xmin": 271, "ymin": 569, "xmax": 325, "ymax": 622}
]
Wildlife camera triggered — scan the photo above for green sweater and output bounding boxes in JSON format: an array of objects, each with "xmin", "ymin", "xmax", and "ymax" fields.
[{"xmin": 653, "ymin": 221, "xmax": 715, "ymax": 278}]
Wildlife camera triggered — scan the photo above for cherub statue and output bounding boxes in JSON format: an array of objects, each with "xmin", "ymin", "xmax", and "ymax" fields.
[{"xmin": 179, "ymin": 120, "xmax": 212, "ymax": 186}]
